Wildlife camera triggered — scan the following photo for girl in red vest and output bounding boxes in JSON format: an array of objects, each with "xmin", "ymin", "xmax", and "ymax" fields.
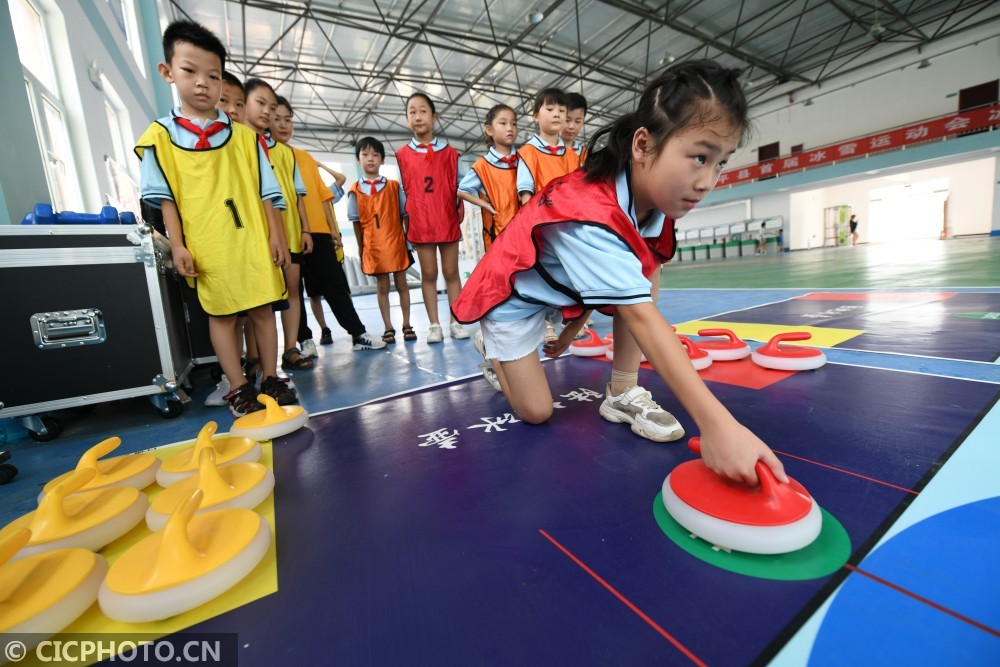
[
  {"xmin": 454, "ymin": 60, "xmax": 786, "ymax": 485},
  {"xmin": 458, "ymin": 104, "xmax": 520, "ymax": 252},
  {"xmin": 396, "ymin": 93, "xmax": 469, "ymax": 344}
]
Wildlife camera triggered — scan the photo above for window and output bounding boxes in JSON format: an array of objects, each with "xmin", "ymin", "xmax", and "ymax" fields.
[
  {"xmin": 105, "ymin": 0, "xmax": 145, "ymax": 74},
  {"xmin": 10, "ymin": 0, "xmax": 83, "ymax": 211},
  {"xmin": 102, "ymin": 76, "xmax": 140, "ymax": 216}
]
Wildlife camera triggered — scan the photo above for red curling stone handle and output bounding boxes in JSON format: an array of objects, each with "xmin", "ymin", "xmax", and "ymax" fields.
[
  {"xmin": 688, "ymin": 437, "xmax": 783, "ymax": 495},
  {"xmin": 683, "ymin": 437, "xmax": 811, "ymax": 523},
  {"xmin": 697, "ymin": 328, "xmax": 741, "ymax": 343}
]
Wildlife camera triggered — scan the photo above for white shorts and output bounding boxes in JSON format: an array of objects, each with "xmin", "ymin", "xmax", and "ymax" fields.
[{"xmin": 480, "ymin": 309, "xmax": 553, "ymax": 362}]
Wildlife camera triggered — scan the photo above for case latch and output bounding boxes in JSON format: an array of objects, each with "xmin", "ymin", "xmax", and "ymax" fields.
[{"xmin": 31, "ymin": 309, "xmax": 107, "ymax": 349}]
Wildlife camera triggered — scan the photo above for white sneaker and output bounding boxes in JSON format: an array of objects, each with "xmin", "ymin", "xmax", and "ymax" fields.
[
  {"xmin": 473, "ymin": 330, "xmax": 502, "ymax": 392},
  {"xmin": 450, "ymin": 321, "xmax": 470, "ymax": 339},
  {"xmin": 300, "ymin": 339, "xmax": 318, "ymax": 358},
  {"xmin": 427, "ymin": 323, "xmax": 444, "ymax": 344},
  {"xmin": 204, "ymin": 375, "xmax": 230, "ymax": 406},
  {"xmin": 599, "ymin": 383, "xmax": 684, "ymax": 442},
  {"xmin": 352, "ymin": 331, "xmax": 387, "ymax": 350}
]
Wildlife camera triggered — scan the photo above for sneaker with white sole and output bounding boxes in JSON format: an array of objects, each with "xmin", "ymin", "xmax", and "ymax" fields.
[
  {"xmin": 204, "ymin": 375, "xmax": 231, "ymax": 406},
  {"xmin": 599, "ymin": 383, "xmax": 684, "ymax": 442},
  {"xmin": 352, "ymin": 331, "xmax": 387, "ymax": 350},
  {"xmin": 473, "ymin": 330, "xmax": 502, "ymax": 392},
  {"xmin": 301, "ymin": 339, "xmax": 318, "ymax": 358},
  {"xmin": 225, "ymin": 383, "xmax": 264, "ymax": 418},
  {"xmin": 427, "ymin": 323, "xmax": 444, "ymax": 344},
  {"xmin": 450, "ymin": 321, "xmax": 470, "ymax": 339},
  {"xmin": 251, "ymin": 369, "xmax": 295, "ymax": 391}
]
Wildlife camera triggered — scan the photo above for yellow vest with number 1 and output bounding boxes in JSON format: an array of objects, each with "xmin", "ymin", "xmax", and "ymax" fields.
[{"xmin": 134, "ymin": 122, "xmax": 287, "ymax": 316}]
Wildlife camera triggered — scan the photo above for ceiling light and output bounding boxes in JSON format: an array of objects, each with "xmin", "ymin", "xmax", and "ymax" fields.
[
  {"xmin": 528, "ymin": 10, "xmax": 544, "ymax": 24},
  {"xmin": 869, "ymin": 22, "xmax": 886, "ymax": 39},
  {"xmin": 659, "ymin": 51, "xmax": 675, "ymax": 66},
  {"xmin": 917, "ymin": 58, "xmax": 931, "ymax": 69},
  {"xmin": 803, "ymin": 98, "xmax": 814, "ymax": 106}
]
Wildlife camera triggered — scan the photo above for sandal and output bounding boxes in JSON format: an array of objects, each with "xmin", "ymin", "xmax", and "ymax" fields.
[
  {"xmin": 382, "ymin": 328, "xmax": 396, "ymax": 344},
  {"xmin": 402, "ymin": 325, "xmax": 417, "ymax": 341},
  {"xmin": 281, "ymin": 347, "xmax": 314, "ymax": 371}
]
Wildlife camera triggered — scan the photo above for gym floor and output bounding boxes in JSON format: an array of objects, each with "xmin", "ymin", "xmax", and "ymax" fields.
[{"xmin": 3, "ymin": 237, "xmax": 999, "ymax": 665}]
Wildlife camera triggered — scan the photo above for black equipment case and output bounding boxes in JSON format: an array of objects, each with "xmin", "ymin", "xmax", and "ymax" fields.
[{"xmin": 0, "ymin": 223, "xmax": 192, "ymax": 439}]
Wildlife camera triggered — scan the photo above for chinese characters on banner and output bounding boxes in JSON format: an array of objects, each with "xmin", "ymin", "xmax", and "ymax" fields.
[
  {"xmin": 717, "ymin": 103, "xmax": 1000, "ymax": 188},
  {"xmin": 415, "ymin": 388, "xmax": 602, "ymax": 449}
]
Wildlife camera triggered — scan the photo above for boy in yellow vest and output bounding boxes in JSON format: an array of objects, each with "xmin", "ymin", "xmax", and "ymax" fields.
[{"xmin": 136, "ymin": 20, "xmax": 292, "ymax": 417}]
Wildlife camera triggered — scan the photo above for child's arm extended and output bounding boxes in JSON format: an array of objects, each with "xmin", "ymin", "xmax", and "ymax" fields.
[
  {"xmin": 297, "ymin": 198, "xmax": 313, "ymax": 253},
  {"xmin": 324, "ymin": 204, "xmax": 342, "ymax": 249},
  {"xmin": 543, "ymin": 310, "xmax": 591, "ymax": 358},
  {"xmin": 161, "ymin": 200, "xmax": 197, "ymax": 277},
  {"xmin": 316, "ymin": 161, "xmax": 347, "ymax": 188},
  {"xmin": 617, "ymin": 302, "xmax": 787, "ymax": 486},
  {"xmin": 457, "ymin": 191, "xmax": 497, "ymax": 216},
  {"xmin": 263, "ymin": 200, "xmax": 290, "ymax": 267}
]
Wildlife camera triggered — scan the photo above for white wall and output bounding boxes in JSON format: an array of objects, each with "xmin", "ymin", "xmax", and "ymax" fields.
[
  {"xmin": 781, "ymin": 157, "xmax": 995, "ymax": 249},
  {"xmin": 732, "ymin": 33, "xmax": 1000, "ymax": 169},
  {"xmin": 788, "ymin": 190, "xmax": 825, "ymax": 250},
  {"xmin": 678, "ymin": 199, "xmax": 751, "ymax": 232}
]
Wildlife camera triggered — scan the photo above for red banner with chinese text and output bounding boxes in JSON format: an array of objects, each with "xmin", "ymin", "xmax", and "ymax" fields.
[{"xmin": 718, "ymin": 103, "xmax": 1000, "ymax": 187}]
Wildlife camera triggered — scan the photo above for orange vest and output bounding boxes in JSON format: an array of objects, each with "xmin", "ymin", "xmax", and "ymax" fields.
[
  {"xmin": 350, "ymin": 180, "xmax": 412, "ymax": 275},
  {"xmin": 470, "ymin": 157, "xmax": 519, "ymax": 250},
  {"xmin": 516, "ymin": 144, "xmax": 580, "ymax": 193}
]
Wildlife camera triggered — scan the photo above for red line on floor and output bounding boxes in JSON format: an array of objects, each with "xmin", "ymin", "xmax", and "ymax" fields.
[
  {"xmin": 844, "ymin": 563, "xmax": 1000, "ymax": 638},
  {"xmin": 538, "ymin": 529, "xmax": 707, "ymax": 667},
  {"xmin": 772, "ymin": 450, "xmax": 919, "ymax": 495}
]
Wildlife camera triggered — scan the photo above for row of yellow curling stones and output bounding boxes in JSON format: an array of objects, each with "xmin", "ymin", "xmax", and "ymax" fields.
[{"xmin": 0, "ymin": 394, "xmax": 307, "ymax": 651}]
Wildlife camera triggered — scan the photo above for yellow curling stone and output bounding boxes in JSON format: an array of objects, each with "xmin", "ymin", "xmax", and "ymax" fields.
[
  {"xmin": 229, "ymin": 394, "xmax": 308, "ymax": 442},
  {"xmin": 156, "ymin": 421, "xmax": 261, "ymax": 487},
  {"xmin": 0, "ymin": 528, "xmax": 108, "ymax": 651},
  {"xmin": 99, "ymin": 489, "xmax": 271, "ymax": 623},
  {"xmin": 146, "ymin": 448, "xmax": 274, "ymax": 531},
  {"xmin": 1, "ymin": 469, "xmax": 147, "ymax": 561},
  {"xmin": 39, "ymin": 436, "xmax": 159, "ymax": 501}
]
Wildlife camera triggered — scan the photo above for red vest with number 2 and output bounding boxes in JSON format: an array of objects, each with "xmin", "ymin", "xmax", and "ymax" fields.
[{"xmin": 396, "ymin": 144, "xmax": 461, "ymax": 244}]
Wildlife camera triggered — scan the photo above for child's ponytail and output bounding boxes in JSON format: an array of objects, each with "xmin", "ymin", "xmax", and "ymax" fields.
[
  {"xmin": 583, "ymin": 112, "xmax": 639, "ymax": 181},
  {"xmin": 584, "ymin": 59, "xmax": 749, "ymax": 182}
]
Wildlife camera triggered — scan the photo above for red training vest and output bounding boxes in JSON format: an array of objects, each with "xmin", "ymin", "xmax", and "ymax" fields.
[
  {"xmin": 396, "ymin": 143, "xmax": 462, "ymax": 244},
  {"xmin": 451, "ymin": 169, "xmax": 676, "ymax": 324}
]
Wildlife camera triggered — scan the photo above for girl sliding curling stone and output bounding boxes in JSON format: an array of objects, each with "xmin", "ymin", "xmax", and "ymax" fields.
[{"xmin": 454, "ymin": 60, "xmax": 786, "ymax": 484}]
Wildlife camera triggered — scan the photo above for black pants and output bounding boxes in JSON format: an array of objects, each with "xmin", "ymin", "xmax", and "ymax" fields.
[{"xmin": 298, "ymin": 233, "xmax": 365, "ymax": 342}]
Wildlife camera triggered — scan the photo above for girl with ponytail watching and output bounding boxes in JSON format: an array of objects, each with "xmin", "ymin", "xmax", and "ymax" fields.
[{"xmin": 454, "ymin": 60, "xmax": 786, "ymax": 485}]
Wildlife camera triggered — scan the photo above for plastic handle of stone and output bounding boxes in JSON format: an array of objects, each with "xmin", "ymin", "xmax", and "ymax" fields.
[
  {"xmin": 698, "ymin": 328, "xmax": 740, "ymax": 343},
  {"xmin": 688, "ymin": 437, "xmax": 779, "ymax": 491},
  {"xmin": 762, "ymin": 331, "xmax": 812, "ymax": 353}
]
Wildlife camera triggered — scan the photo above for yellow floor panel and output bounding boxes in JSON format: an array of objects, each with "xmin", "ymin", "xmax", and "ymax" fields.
[{"xmin": 675, "ymin": 320, "xmax": 864, "ymax": 348}]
